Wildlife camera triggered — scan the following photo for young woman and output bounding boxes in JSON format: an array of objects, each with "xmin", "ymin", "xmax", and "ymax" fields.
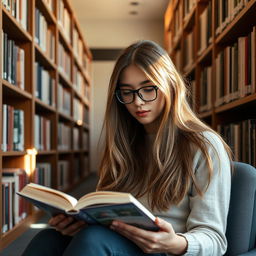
[{"xmin": 22, "ymin": 40, "xmax": 232, "ymax": 256}]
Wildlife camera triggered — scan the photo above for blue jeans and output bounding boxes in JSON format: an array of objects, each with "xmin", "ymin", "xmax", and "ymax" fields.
[{"xmin": 22, "ymin": 225, "xmax": 167, "ymax": 256}]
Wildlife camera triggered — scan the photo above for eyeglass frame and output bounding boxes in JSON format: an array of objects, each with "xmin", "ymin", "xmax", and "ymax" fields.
[{"xmin": 115, "ymin": 85, "xmax": 159, "ymax": 104}]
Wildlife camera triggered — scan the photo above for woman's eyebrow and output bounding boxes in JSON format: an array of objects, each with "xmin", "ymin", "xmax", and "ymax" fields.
[{"xmin": 118, "ymin": 80, "xmax": 151, "ymax": 87}]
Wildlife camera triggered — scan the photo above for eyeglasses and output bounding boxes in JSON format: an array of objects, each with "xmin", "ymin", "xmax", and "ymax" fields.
[{"xmin": 115, "ymin": 85, "xmax": 159, "ymax": 104}]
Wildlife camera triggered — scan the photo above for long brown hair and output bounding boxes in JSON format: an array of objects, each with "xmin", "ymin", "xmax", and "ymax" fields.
[{"xmin": 97, "ymin": 40, "xmax": 231, "ymax": 211}]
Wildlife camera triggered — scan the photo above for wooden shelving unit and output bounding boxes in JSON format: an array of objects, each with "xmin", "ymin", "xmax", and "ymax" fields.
[
  {"xmin": 165, "ymin": 0, "xmax": 256, "ymax": 166},
  {"xmin": 0, "ymin": 0, "xmax": 92, "ymax": 250}
]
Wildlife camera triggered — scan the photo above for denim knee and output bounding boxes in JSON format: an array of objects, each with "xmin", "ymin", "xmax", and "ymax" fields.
[
  {"xmin": 22, "ymin": 228, "xmax": 72, "ymax": 256},
  {"xmin": 73, "ymin": 225, "xmax": 113, "ymax": 246}
]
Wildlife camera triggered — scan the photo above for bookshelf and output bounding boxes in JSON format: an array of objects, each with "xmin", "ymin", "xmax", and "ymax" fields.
[
  {"xmin": 0, "ymin": 0, "xmax": 92, "ymax": 250},
  {"xmin": 164, "ymin": 0, "xmax": 256, "ymax": 166}
]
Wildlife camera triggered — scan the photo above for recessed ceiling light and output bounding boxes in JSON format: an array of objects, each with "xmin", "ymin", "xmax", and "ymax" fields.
[
  {"xmin": 129, "ymin": 11, "xmax": 138, "ymax": 15},
  {"xmin": 130, "ymin": 1, "xmax": 139, "ymax": 5}
]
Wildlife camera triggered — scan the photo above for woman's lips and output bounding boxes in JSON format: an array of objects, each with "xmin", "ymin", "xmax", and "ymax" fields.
[{"xmin": 135, "ymin": 110, "xmax": 150, "ymax": 117}]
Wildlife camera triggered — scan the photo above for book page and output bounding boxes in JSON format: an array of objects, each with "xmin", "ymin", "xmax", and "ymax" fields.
[
  {"xmin": 25, "ymin": 183, "xmax": 78, "ymax": 207},
  {"xmin": 76, "ymin": 191, "xmax": 132, "ymax": 210}
]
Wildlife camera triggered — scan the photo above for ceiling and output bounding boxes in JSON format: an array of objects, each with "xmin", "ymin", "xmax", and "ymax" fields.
[{"xmin": 70, "ymin": 0, "xmax": 170, "ymax": 21}]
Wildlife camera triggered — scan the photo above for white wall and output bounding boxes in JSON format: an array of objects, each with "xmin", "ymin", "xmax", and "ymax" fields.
[
  {"xmin": 82, "ymin": 20, "xmax": 164, "ymax": 172},
  {"xmin": 90, "ymin": 61, "xmax": 115, "ymax": 172}
]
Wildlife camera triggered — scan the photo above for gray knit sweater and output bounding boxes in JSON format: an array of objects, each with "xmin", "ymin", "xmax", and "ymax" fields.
[{"xmin": 139, "ymin": 131, "xmax": 231, "ymax": 255}]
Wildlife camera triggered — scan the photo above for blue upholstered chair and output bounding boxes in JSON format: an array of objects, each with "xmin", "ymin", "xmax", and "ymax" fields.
[{"xmin": 225, "ymin": 162, "xmax": 256, "ymax": 255}]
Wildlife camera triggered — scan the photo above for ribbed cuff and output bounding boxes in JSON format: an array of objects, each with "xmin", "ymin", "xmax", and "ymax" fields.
[{"xmin": 176, "ymin": 233, "xmax": 200, "ymax": 255}]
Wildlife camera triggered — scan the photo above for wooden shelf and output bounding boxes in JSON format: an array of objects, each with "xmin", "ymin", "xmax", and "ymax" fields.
[
  {"xmin": 35, "ymin": 43, "xmax": 56, "ymax": 70},
  {"xmin": 197, "ymin": 44, "xmax": 213, "ymax": 64},
  {"xmin": 183, "ymin": 5, "xmax": 196, "ymax": 32},
  {"xmin": 2, "ymin": 80, "xmax": 32, "ymax": 99},
  {"xmin": 2, "ymin": 151, "xmax": 26, "ymax": 156},
  {"xmin": 198, "ymin": 109, "xmax": 212, "ymax": 119},
  {"xmin": 37, "ymin": 150, "xmax": 57, "ymax": 155},
  {"xmin": 36, "ymin": 0, "xmax": 57, "ymax": 25},
  {"xmin": 215, "ymin": 94, "xmax": 256, "ymax": 114},
  {"xmin": 215, "ymin": 0, "xmax": 256, "ymax": 45},
  {"xmin": 35, "ymin": 98, "xmax": 56, "ymax": 113},
  {"xmin": 2, "ymin": 7, "xmax": 32, "ymax": 42},
  {"xmin": 0, "ymin": 0, "xmax": 92, "ymax": 250},
  {"xmin": 58, "ymin": 111, "xmax": 74, "ymax": 122},
  {"xmin": 1, "ymin": 211, "xmax": 45, "ymax": 250},
  {"xmin": 58, "ymin": 69, "xmax": 72, "ymax": 88},
  {"xmin": 164, "ymin": 0, "xmax": 256, "ymax": 166}
]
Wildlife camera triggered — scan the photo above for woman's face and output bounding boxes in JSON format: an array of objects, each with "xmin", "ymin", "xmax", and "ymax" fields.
[{"xmin": 118, "ymin": 65, "xmax": 166, "ymax": 134}]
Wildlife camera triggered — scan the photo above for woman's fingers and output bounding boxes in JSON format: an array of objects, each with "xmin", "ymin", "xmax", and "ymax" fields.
[
  {"xmin": 48, "ymin": 214, "xmax": 66, "ymax": 226},
  {"xmin": 48, "ymin": 214, "xmax": 87, "ymax": 236},
  {"xmin": 55, "ymin": 216, "xmax": 74, "ymax": 230},
  {"xmin": 61, "ymin": 221, "xmax": 87, "ymax": 236}
]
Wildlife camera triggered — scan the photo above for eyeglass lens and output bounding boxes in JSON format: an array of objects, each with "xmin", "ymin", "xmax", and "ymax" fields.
[{"xmin": 116, "ymin": 86, "xmax": 157, "ymax": 104}]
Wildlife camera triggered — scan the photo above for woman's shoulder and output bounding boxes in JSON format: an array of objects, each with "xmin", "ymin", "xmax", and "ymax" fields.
[{"xmin": 201, "ymin": 130, "xmax": 225, "ymax": 150}]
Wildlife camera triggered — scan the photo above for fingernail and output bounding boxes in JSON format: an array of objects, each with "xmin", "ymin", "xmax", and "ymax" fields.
[{"xmin": 112, "ymin": 221, "xmax": 118, "ymax": 227}]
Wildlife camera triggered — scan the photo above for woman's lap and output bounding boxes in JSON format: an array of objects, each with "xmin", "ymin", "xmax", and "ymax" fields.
[{"xmin": 22, "ymin": 225, "xmax": 167, "ymax": 256}]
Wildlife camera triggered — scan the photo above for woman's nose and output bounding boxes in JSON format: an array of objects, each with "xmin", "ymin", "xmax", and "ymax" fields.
[{"xmin": 133, "ymin": 93, "xmax": 145, "ymax": 106}]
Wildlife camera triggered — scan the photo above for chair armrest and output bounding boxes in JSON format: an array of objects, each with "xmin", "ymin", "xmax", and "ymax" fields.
[{"xmin": 238, "ymin": 249, "xmax": 256, "ymax": 256}]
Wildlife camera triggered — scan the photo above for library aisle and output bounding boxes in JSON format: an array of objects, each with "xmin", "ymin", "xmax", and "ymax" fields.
[{"xmin": 1, "ymin": 0, "xmax": 256, "ymax": 254}]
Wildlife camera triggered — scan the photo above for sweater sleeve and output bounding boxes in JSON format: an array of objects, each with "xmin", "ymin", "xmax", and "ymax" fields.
[{"xmin": 180, "ymin": 132, "xmax": 231, "ymax": 256}]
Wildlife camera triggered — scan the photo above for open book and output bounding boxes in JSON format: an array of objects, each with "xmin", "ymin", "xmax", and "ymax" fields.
[{"xmin": 17, "ymin": 183, "xmax": 159, "ymax": 231}]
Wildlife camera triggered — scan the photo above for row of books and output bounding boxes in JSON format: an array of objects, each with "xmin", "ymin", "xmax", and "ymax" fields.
[
  {"xmin": 2, "ymin": 105, "xmax": 24, "ymax": 152},
  {"xmin": 2, "ymin": 0, "xmax": 28, "ymax": 31},
  {"xmin": 172, "ymin": 1, "xmax": 183, "ymax": 44},
  {"xmin": 73, "ymin": 127, "xmax": 80, "ymax": 150},
  {"xmin": 199, "ymin": 66, "xmax": 212, "ymax": 112},
  {"xmin": 58, "ymin": 122, "xmax": 71, "ymax": 151},
  {"xmin": 57, "ymin": 160, "xmax": 69, "ymax": 190},
  {"xmin": 215, "ymin": 0, "xmax": 251, "ymax": 35},
  {"xmin": 35, "ymin": 62, "xmax": 56, "ymax": 106},
  {"xmin": 58, "ymin": 0, "xmax": 71, "ymax": 43},
  {"xmin": 43, "ymin": 0, "xmax": 54, "ymax": 13},
  {"xmin": 84, "ymin": 84, "xmax": 90, "ymax": 102},
  {"xmin": 34, "ymin": 114, "xmax": 51, "ymax": 151},
  {"xmin": 57, "ymin": 156, "xmax": 89, "ymax": 190},
  {"xmin": 215, "ymin": 27, "xmax": 256, "ymax": 106},
  {"xmin": 35, "ymin": 7, "xmax": 55, "ymax": 62},
  {"xmin": 58, "ymin": 42, "xmax": 71, "ymax": 81},
  {"xmin": 198, "ymin": 2, "xmax": 212, "ymax": 55},
  {"xmin": 34, "ymin": 162, "xmax": 52, "ymax": 187},
  {"xmin": 218, "ymin": 119, "xmax": 256, "ymax": 167},
  {"xmin": 2, "ymin": 107, "xmax": 89, "ymax": 152},
  {"xmin": 183, "ymin": 0, "xmax": 196, "ymax": 21},
  {"xmin": 84, "ymin": 107, "xmax": 89, "ymax": 125},
  {"xmin": 83, "ymin": 131, "xmax": 89, "ymax": 151},
  {"xmin": 73, "ymin": 98, "xmax": 83, "ymax": 123},
  {"xmin": 183, "ymin": 29, "xmax": 195, "ymax": 70},
  {"xmin": 2, "ymin": 32, "xmax": 25, "ymax": 89},
  {"xmin": 73, "ymin": 65, "xmax": 84, "ymax": 94},
  {"xmin": 73, "ymin": 28, "xmax": 84, "ymax": 67},
  {"xmin": 2, "ymin": 168, "xmax": 28, "ymax": 233},
  {"xmin": 58, "ymin": 83, "xmax": 71, "ymax": 116},
  {"xmin": 73, "ymin": 129, "xmax": 89, "ymax": 151}
]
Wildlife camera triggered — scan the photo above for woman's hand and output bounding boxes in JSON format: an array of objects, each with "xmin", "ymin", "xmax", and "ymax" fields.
[
  {"xmin": 48, "ymin": 214, "xmax": 87, "ymax": 236},
  {"xmin": 110, "ymin": 217, "xmax": 188, "ymax": 255}
]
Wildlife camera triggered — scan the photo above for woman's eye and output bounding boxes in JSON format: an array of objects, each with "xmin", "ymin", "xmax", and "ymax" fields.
[
  {"xmin": 122, "ymin": 90, "xmax": 132, "ymax": 95},
  {"xmin": 143, "ymin": 87, "xmax": 154, "ymax": 92}
]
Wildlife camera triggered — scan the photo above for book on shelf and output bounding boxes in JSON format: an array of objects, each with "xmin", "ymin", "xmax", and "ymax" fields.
[
  {"xmin": 2, "ymin": 105, "xmax": 24, "ymax": 152},
  {"xmin": 2, "ymin": 168, "xmax": 28, "ymax": 233},
  {"xmin": 218, "ymin": 119, "xmax": 256, "ymax": 167},
  {"xmin": 17, "ymin": 183, "xmax": 159, "ymax": 231},
  {"xmin": 215, "ymin": 26, "xmax": 255, "ymax": 107}
]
